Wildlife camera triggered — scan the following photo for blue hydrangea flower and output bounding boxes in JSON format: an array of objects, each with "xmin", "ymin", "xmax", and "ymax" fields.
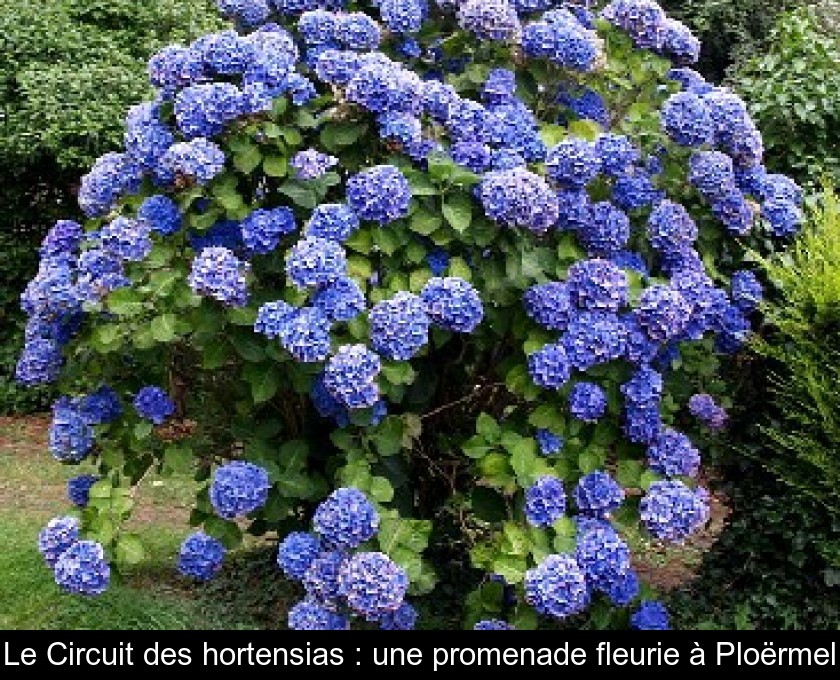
[
  {"xmin": 380, "ymin": 0, "xmax": 426, "ymax": 34},
  {"xmin": 610, "ymin": 250, "xmax": 649, "ymax": 277},
  {"xmin": 277, "ymin": 531, "xmax": 321, "ymax": 580},
  {"xmin": 451, "ymin": 141, "xmax": 492, "ymax": 173},
  {"xmin": 631, "ymin": 600, "xmax": 670, "ymax": 630},
  {"xmin": 567, "ymin": 259, "xmax": 628, "ymax": 312},
  {"xmin": 457, "ymin": 0, "xmax": 520, "ymax": 42},
  {"xmin": 370, "ymin": 292, "xmax": 430, "ymax": 361},
  {"xmin": 339, "ymin": 551, "xmax": 409, "ymax": 620},
  {"xmin": 528, "ymin": 342, "xmax": 571, "ymax": 389},
  {"xmin": 378, "ymin": 602, "xmax": 418, "ymax": 630},
  {"xmin": 621, "ymin": 366, "xmax": 663, "ymax": 408},
  {"xmin": 577, "ymin": 202, "xmax": 631, "ymax": 257},
  {"xmin": 277, "ymin": 307, "xmax": 333, "ymax": 363},
  {"xmin": 624, "ymin": 404, "xmax": 663, "ymax": 445},
  {"xmin": 337, "ymin": 12, "xmax": 382, "ymax": 50},
  {"xmin": 637, "ymin": 285, "xmax": 691, "ymax": 342},
  {"xmin": 189, "ymin": 219, "xmax": 243, "ymax": 253},
  {"xmin": 15, "ymin": 338, "xmax": 63, "ymax": 385},
  {"xmin": 575, "ymin": 523, "xmax": 632, "ymax": 593},
  {"xmin": 426, "ymin": 248, "xmax": 450, "ymax": 276},
  {"xmin": 78, "ymin": 152, "xmax": 143, "ymax": 218},
  {"xmin": 662, "ymin": 18, "xmax": 700, "ymax": 65},
  {"xmin": 574, "ymin": 471, "xmax": 625, "ymax": 517},
  {"xmin": 595, "ymin": 134, "xmax": 640, "ymax": 177},
  {"xmin": 173, "ymin": 83, "xmax": 245, "ymax": 139},
  {"xmin": 209, "ymin": 461, "xmax": 271, "ymax": 519},
  {"xmin": 556, "ymin": 189, "xmax": 591, "ymax": 232},
  {"xmin": 67, "ymin": 475, "xmax": 99, "ymax": 508},
  {"xmin": 688, "ymin": 150, "xmax": 737, "ymax": 202},
  {"xmin": 324, "ymin": 344, "xmax": 382, "ymax": 409},
  {"xmin": 291, "ymin": 149, "xmax": 338, "ymax": 180},
  {"xmin": 313, "ymin": 278, "xmax": 366, "ymax": 323},
  {"xmin": 198, "ymin": 29, "xmax": 256, "ymax": 75},
  {"xmin": 688, "ymin": 393, "xmax": 728, "ymax": 430},
  {"xmin": 189, "ymin": 247, "xmax": 250, "ymax": 306},
  {"xmin": 420, "ymin": 277, "xmax": 483, "ymax": 333},
  {"xmin": 177, "ymin": 532, "xmax": 226, "ymax": 581},
  {"xmin": 647, "ymin": 427, "xmax": 701, "ymax": 478},
  {"xmin": 640, "ymin": 480, "xmax": 710, "ymax": 542},
  {"xmin": 49, "ymin": 398, "xmax": 94, "ymax": 462},
  {"xmin": 606, "ymin": 569, "xmax": 639, "ymax": 606},
  {"xmin": 524, "ymin": 281, "xmax": 573, "ymax": 331},
  {"xmin": 241, "ymin": 207, "xmax": 297, "ymax": 255},
  {"xmin": 612, "ymin": 172, "xmax": 664, "ymax": 212},
  {"xmin": 99, "ymin": 217, "xmax": 152, "ymax": 263},
  {"xmin": 147, "ymin": 44, "xmax": 205, "ymax": 94},
  {"xmin": 254, "ymin": 300, "xmax": 296, "ymax": 339},
  {"xmin": 346, "ymin": 166, "xmax": 412, "ymax": 224},
  {"xmin": 536, "ymin": 428, "xmax": 565, "ymax": 456},
  {"xmin": 522, "ymin": 15, "xmax": 602, "ymax": 72},
  {"xmin": 124, "ymin": 102, "xmax": 176, "ymax": 170},
  {"xmin": 762, "ymin": 198, "xmax": 802, "ymax": 238},
  {"xmin": 648, "ymin": 200, "xmax": 698, "ymax": 254},
  {"xmin": 568, "ymin": 382, "xmax": 607, "ymax": 422},
  {"xmin": 286, "ymin": 236, "xmax": 347, "ymax": 289},
  {"xmin": 546, "ymin": 138, "xmax": 601, "ymax": 189},
  {"xmin": 600, "ymin": 0, "xmax": 667, "ymax": 50},
  {"xmin": 305, "ymin": 204, "xmax": 360, "ymax": 244},
  {"xmin": 524, "ymin": 475, "xmax": 567, "ymax": 527},
  {"xmin": 298, "ymin": 10, "xmax": 339, "ymax": 45},
  {"xmin": 133, "ymin": 386, "xmax": 175, "ymax": 425},
  {"xmin": 557, "ymin": 86, "xmax": 609, "ymax": 127},
  {"xmin": 38, "ymin": 516, "xmax": 80, "ymax": 568},
  {"xmin": 138, "ymin": 195, "xmax": 182, "ymax": 236},
  {"xmin": 288, "ymin": 599, "xmax": 350, "ymax": 630},
  {"xmin": 478, "ymin": 168, "xmax": 559, "ymax": 234},
  {"xmin": 217, "ymin": 0, "xmax": 271, "ymax": 27},
  {"xmin": 524, "ymin": 554, "xmax": 590, "ymax": 619},
  {"xmin": 562, "ymin": 311, "xmax": 627, "ymax": 371},
  {"xmin": 712, "ymin": 190, "xmax": 755, "ymax": 235},
  {"xmin": 660, "ymin": 92, "xmax": 713, "ymax": 147},
  {"xmin": 303, "ymin": 550, "xmax": 347, "ymax": 606},
  {"xmin": 40, "ymin": 220, "xmax": 84, "ymax": 259},
  {"xmin": 482, "ymin": 68, "xmax": 517, "ymax": 106},
  {"xmin": 474, "ymin": 619, "xmax": 515, "ymax": 630},
  {"xmin": 158, "ymin": 138, "xmax": 226, "ymax": 186},
  {"xmin": 54, "ymin": 540, "xmax": 111, "ymax": 596},
  {"xmin": 313, "ymin": 487, "xmax": 379, "ymax": 551},
  {"xmin": 314, "ymin": 49, "xmax": 361, "ymax": 85}
]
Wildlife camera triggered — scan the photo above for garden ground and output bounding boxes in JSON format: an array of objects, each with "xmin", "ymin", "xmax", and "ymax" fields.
[{"xmin": 0, "ymin": 414, "xmax": 730, "ymax": 629}]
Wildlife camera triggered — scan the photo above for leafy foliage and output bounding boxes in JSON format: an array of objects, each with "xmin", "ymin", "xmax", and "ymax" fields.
[{"xmin": 731, "ymin": 5, "xmax": 840, "ymax": 185}]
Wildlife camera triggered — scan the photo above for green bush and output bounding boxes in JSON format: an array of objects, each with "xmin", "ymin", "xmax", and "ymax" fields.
[
  {"xmin": 660, "ymin": 0, "xmax": 798, "ymax": 81},
  {"xmin": 0, "ymin": 0, "xmax": 221, "ymax": 414},
  {"xmin": 731, "ymin": 5, "xmax": 840, "ymax": 185},
  {"xmin": 750, "ymin": 187, "xmax": 840, "ymax": 514}
]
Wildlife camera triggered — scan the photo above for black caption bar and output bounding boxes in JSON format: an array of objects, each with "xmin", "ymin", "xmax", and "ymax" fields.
[{"xmin": 1, "ymin": 631, "xmax": 838, "ymax": 672}]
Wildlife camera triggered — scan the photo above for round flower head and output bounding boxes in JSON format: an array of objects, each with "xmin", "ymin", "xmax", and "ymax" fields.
[
  {"xmin": 337, "ymin": 12, "xmax": 382, "ymax": 50},
  {"xmin": 575, "ymin": 522, "xmax": 632, "ymax": 593},
  {"xmin": 100, "ymin": 217, "xmax": 152, "ymax": 263},
  {"xmin": 378, "ymin": 602, "xmax": 418, "ymax": 630},
  {"xmin": 536, "ymin": 428, "xmax": 565, "ymax": 456},
  {"xmin": 15, "ymin": 339, "xmax": 63, "ymax": 386},
  {"xmin": 640, "ymin": 480, "xmax": 710, "ymax": 542},
  {"xmin": 369, "ymin": 292, "xmax": 430, "ymax": 361},
  {"xmin": 556, "ymin": 189, "xmax": 592, "ymax": 231},
  {"xmin": 637, "ymin": 285, "xmax": 691, "ymax": 343},
  {"xmin": 688, "ymin": 150, "xmax": 737, "ymax": 202},
  {"xmin": 574, "ymin": 471, "xmax": 624, "ymax": 517},
  {"xmin": 49, "ymin": 399, "xmax": 94, "ymax": 463},
  {"xmin": 474, "ymin": 619, "xmax": 515, "ymax": 630},
  {"xmin": 177, "ymin": 532, "xmax": 226, "ymax": 581},
  {"xmin": 324, "ymin": 344, "xmax": 382, "ymax": 409},
  {"xmin": 606, "ymin": 569, "xmax": 639, "ymax": 606},
  {"xmin": 524, "ymin": 554, "xmax": 590, "ymax": 619},
  {"xmin": 595, "ymin": 134, "xmax": 640, "ymax": 177},
  {"xmin": 660, "ymin": 92, "xmax": 713, "ymax": 147},
  {"xmin": 631, "ymin": 600, "xmax": 670, "ymax": 630},
  {"xmin": 133, "ymin": 386, "xmax": 175, "ymax": 425},
  {"xmin": 313, "ymin": 278, "xmax": 366, "ymax": 323},
  {"xmin": 38, "ymin": 516, "xmax": 80, "ymax": 568},
  {"xmin": 528, "ymin": 342, "xmax": 571, "ymax": 389},
  {"xmin": 762, "ymin": 198, "xmax": 802, "ymax": 238},
  {"xmin": 313, "ymin": 487, "xmax": 379, "ymax": 551},
  {"xmin": 524, "ymin": 475, "xmax": 567, "ymax": 527},
  {"xmin": 158, "ymin": 138, "xmax": 226, "ymax": 186},
  {"xmin": 188, "ymin": 247, "xmax": 250, "ymax": 307},
  {"xmin": 339, "ymin": 551, "xmax": 409, "ymax": 620},
  {"xmin": 241, "ymin": 207, "xmax": 297, "ymax": 255},
  {"xmin": 568, "ymin": 382, "xmax": 607, "ymax": 422},
  {"xmin": 688, "ymin": 393, "xmax": 728, "ymax": 430},
  {"xmin": 546, "ymin": 138, "xmax": 601, "ymax": 189},
  {"xmin": 209, "ymin": 461, "xmax": 271, "ymax": 519},
  {"xmin": 562, "ymin": 310, "xmax": 627, "ymax": 371},
  {"xmin": 577, "ymin": 201, "xmax": 631, "ymax": 257},
  {"xmin": 346, "ymin": 165, "xmax": 412, "ymax": 224},
  {"xmin": 566, "ymin": 259, "xmax": 628, "ymax": 312},
  {"xmin": 478, "ymin": 167, "xmax": 559, "ymax": 234},
  {"xmin": 291, "ymin": 149, "xmax": 338, "ymax": 180},
  {"xmin": 67, "ymin": 475, "xmax": 99, "ymax": 508},
  {"xmin": 648, "ymin": 200, "xmax": 698, "ymax": 253},
  {"xmin": 306, "ymin": 204, "xmax": 360, "ymax": 243},
  {"xmin": 380, "ymin": 0, "xmax": 426, "ymax": 34},
  {"xmin": 524, "ymin": 281, "xmax": 573, "ymax": 331},
  {"xmin": 420, "ymin": 277, "xmax": 483, "ymax": 333},
  {"xmin": 457, "ymin": 0, "xmax": 520, "ymax": 42},
  {"xmin": 288, "ymin": 599, "xmax": 349, "ymax": 630},
  {"xmin": 647, "ymin": 427, "xmax": 701, "ymax": 478},
  {"xmin": 303, "ymin": 550, "xmax": 347, "ymax": 607},
  {"xmin": 286, "ymin": 236, "xmax": 348, "ymax": 289},
  {"xmin": 54, "ymin": 540, "xmax": 111, "ymax": 596},
  {"xmin": 41, "ymin": 220, "xmax": 84, "ymax": 259}
]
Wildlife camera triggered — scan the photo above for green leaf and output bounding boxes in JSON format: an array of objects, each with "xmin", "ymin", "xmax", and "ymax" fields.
[
  {"xmin": 373, "ymin": 416, "xmax": 404, "ymax": 457},
  {"xmin": 639, "ymin": 470, "xmax": 662, "ymax": 490},
  {"xmin": 320, "ymin": 122, "xmax": 368, "ymax": 151},
  {"xmin": 442, "ymin": 193, "xmax": 473, "ymax": 233},
  {"xmin": 107, "ymin": 288, "xmax": 144, "ymax": 317},
  {"xmin": 615, "ymin": 459, "xmax": 643, "ymax": 487},
  {"xmin": 233, "ymin": 143, "xmax": 262, "ymax": 174},
  {"xmin": 204, "ymin": 516, "xmax": 244, "ymax": 549},
  {"xmin": 263, "ymin": 154, "xmax": 288, "ymax": 178},
  {"xmin": 249, "ymin": 366, "xmax": 280, "ymax": 404},
  {"xmin": 163, "ymin": 446, "xmax": 194, "ymax": 475},
  {"xmin": 527, "ymin": 405, "xmax": 565, "ymax": 431},
  {"xmin": 410, "ymin": 210, "xmax": 443, "ymax": 236},
  {"xmin": 578, "ymin": 450, "xmax": 603, "ymax": 474},
  {"xmin": 491, "ymin": 554, "xmax": 527, "ymax": 584},
  {"xmin": 134, "ymin": 422, "xmax": 153, "ymax": 440},
  {"xmin": 369, "ymin": 476, "xmax": 394, "ymax": 503},
  {"xmin": 115, "ymin": 534, "xmax": 145, "ymax": 566},
  {"xmin": 279, "ymin": 182, "xmax": 318, "ymax": 209},
  {"xmin": 150, "ymin": 313, "xmax": 178, "ymax": 343},
  {"xmin": 476, "ymin": 412, "xmax": 500, "ymax": 440}
]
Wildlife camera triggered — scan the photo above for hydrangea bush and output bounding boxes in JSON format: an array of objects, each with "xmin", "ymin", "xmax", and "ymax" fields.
[{"xmin": 17, "ymin": 0, "xmax": 802, "ymax": 629}]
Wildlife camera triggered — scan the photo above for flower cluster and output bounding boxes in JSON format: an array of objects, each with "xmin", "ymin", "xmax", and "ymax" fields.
[
  {"xmin": 38, "ymin": 517, "xmax": 110, "ymax": 596},
  {"xmin": 279, "ymin": 488, "xmax": 414, "ymax": 630},
  {"xmin": 209, "ymin": 460, "xmax": 271, "ymax": 519},
  {"xmin": 177, "ymin": 532, "xmax": 227, "ymax": 581}
]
